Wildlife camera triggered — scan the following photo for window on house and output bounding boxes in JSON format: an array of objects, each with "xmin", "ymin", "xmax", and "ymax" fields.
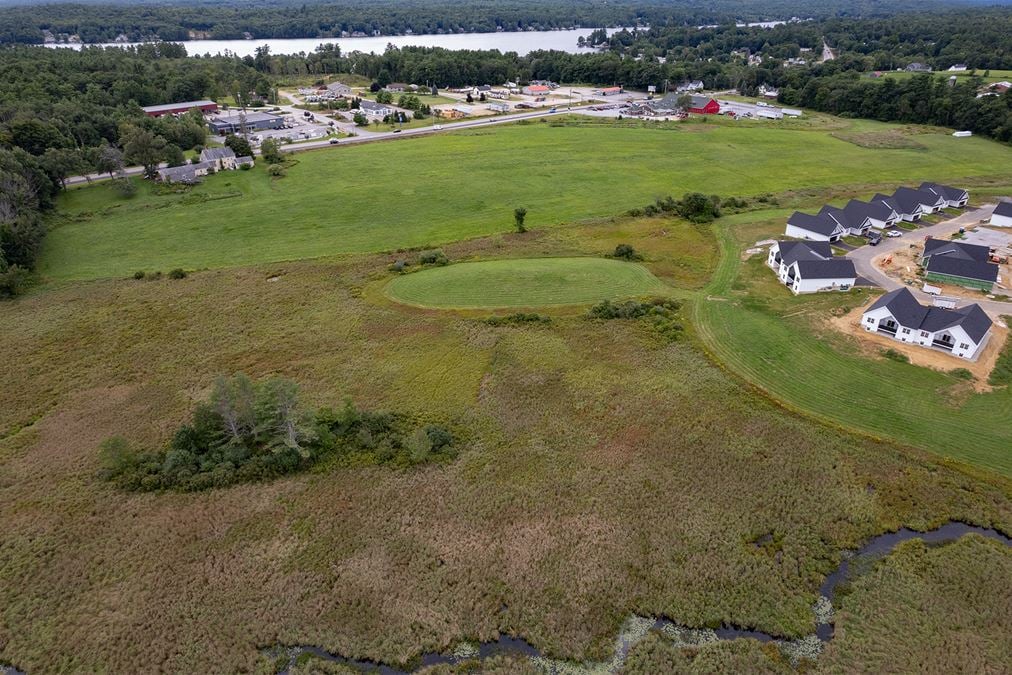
[
  {"xmin": 901, "ymin": 328, "xmax": 910, "ymax": 334},
  {"xmin": 959, "ymin": 343, "xmax": 970, "ymax": 350},
  {"xmin": 920, "ymin": 331, "xmax": 929, "ymax": 337},
  {"xmin": 866, "ymin": 317, "xmax": 874, "ymax": 323}
]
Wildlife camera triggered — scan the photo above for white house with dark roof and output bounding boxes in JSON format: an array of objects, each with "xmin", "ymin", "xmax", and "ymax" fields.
[
  {"xmin": 819, "ymin": 204, "xmax": 872, "ymax": 236},
  {"xmin": 785, "ymin": 211, "xmax": 846, "ymax": 242},
  {"xmin": 990, "ymin": 201, "xmax": 1012, "ymax": 227},
  {"xmin": 325, "ymin": 81, "xmax": 353, "ymax": 97},
  {"xmin": 862, "ymin": 287, "xmax": 992, "ymax": 360},
  {"xmin": 767, "ymin": 240, "xmax": 857, "ymax": 294},
  {"xmin": 843, "ymin": 199, "xmax": 899, "ymax": 230},
  {"xmin": 872, "ymin": 192, "xmax": 922, "ymax": 222},
  {"xmin": 920, "ymin": 182, "xmax": 969, "ymax": 208},
  {"xmin": 358, "ymin": 100, "xmax": 394, "ymax": 117},
  {"xmin": 893, "ymin": 186, "xmax": 947, "ymax": 214}
]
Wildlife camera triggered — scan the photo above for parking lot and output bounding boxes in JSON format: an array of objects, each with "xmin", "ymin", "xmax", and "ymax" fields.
[{"xmin": 208, "ymin": 110, "xmax": 335, "ymax": 146}]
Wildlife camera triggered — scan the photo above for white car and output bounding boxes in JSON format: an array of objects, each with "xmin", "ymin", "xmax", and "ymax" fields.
[{"xmin": 886, "ymin": 230, "xmax": 903, "ymax": 238}]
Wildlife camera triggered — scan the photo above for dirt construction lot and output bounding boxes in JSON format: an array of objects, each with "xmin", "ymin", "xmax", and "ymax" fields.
[{"xmin": 831, "ymin": 303, "xmax": 1008, "ymax": 388}]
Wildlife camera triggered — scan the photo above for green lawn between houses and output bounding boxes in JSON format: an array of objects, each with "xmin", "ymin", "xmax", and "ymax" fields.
[
  {"xmin": 40, "ymin": 117, "xmax": 1012, "ymax": 282},
  {"xmin": 384, "ymin": 257, "xmax": 669, "ymax": 309},
  {"xmin": 692, "ymin": 213, "xmax": 1012, "ymax": 476}
]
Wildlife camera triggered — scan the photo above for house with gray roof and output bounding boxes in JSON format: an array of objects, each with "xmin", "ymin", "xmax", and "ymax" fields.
[
  {"xmin": 893, "ymin": 186, "xmax": 948, "ymax": 215},
  {"xmin": 784, "ymin": 211, "xmax": 846, "ymax": 242},
  {"xmin": 842, "ymin": 199, "xmax": 899, "ymax": 230},
  {"xmin": 920, "ymin": 182, "xmax": 969, "ymax": 208},
  {"xmin": 819, "ymin": 204, "xmax": 872, "ymax": 236},
  {"xmin": 358, "ymin": 100, "xmax": 394, "ymax": 117},
  {"xmin": 920, "ymin": 238, "xmax": 998, "ymax": 291},
  {"xmin": 157, "ymin": 161, "xmax": 212, "ymax": 184},
  {"xmin": 989, "ymin": 201, "xmax": 1012, "ymax": 227},
  {"xmin": 872, "ymin": 192, "xmax": 922, "ymax": 222},
  {"xmin": 200, "ymin": 146, "xmax": 237, "ymax": 170},
  {"xmin": 767, "ymin": 240, "xmax": 857, "ymax": 294},
  {"xmin": 862, "ymin": 287, "xmax": 992, "ymax": 360}
]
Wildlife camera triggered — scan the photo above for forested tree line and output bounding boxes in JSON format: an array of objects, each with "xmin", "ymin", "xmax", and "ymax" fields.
[
  {"xmin": 0, "ymin": 43, "xmax": 267, "ymax": 296},
  {"xmin": 0, "ymin": 0, "xmax": 982, "ymax": 45}
]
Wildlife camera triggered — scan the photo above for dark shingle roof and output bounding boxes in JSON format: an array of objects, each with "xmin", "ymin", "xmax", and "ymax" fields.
[
  {"xmin": 689, "ymin": 94, "xmax": 716, "ymax": 108},
  {"xmin": 868, "ymin": 288, "xmax": 928, "ymax": 328},
  {"xmin": 820, "ymin": 205, "xmax": 868, "ymax": 231},
  {"xmin": 893, "ymin": 186, "xmax": 946, "ymax": 210},
  {"xmin": 787, "ymin": 211, "xmax": 843, "ymax": 237},
  {"xmin": 922, "ymin": 238, "xmax": 991, "ymax": 262},
  {"xmin": 925, "ymin": 255, "xmax": 998, "ymax": 283},
  {"xmin": 795, "ymin": 258, "xmax": 856, "ymax": 279},
  {"xmin": 919, "ymin": 182, "xmax": 967, "ymax": 202},
  {"xmin": 200, "ymin": 147, "xmax": 236, "ymax": 161},
  {"xmin": 776, "ymin": 240, "xmax": 833, "ymax": 265},
  {"xmin": 916, "ymin": 304, "xmax": 992, "ymax": 343},
  {"xmin": 844, "ymin": 199, "xmax": 896, "ymax": 222},
  {"xmin": 994, "ymin": 201, "xmax": 1012, "ymax": 218}
]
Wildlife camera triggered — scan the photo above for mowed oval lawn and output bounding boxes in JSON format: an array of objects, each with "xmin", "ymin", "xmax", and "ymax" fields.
[{"xmin": 385, "ymin": 257, "xmax": 668, "ymax": 309}]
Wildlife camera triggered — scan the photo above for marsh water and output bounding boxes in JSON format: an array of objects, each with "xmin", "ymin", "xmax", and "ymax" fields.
[{"xmin": 275, "ymin": 522, "xmax": 1012, "ymax": 674}]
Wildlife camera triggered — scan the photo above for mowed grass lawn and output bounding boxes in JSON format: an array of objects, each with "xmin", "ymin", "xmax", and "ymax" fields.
[
  {"xmin": 385, "ymin": 257, "xmax": 668, "ymax": 309},
  {"xmin": 694, "ymin": 225, "xmax": 1012, "ymax": 476},
  {"xmin": 42, "ymin": 119, "xmax": 1012, "ymax": 281}
]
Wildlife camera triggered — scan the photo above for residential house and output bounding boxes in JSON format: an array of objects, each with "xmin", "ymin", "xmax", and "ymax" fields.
[
  {"xmin": 919, "ymin": 182, "xmax": 969, "ymax": 208},
  {"xmin": 200, "ymin": 147, "xmax": 237, "ymax": 170},
  {"xmin": 325, "ymin": 81, "xmax": 353, "ymax": 97},
  {"xmin": 522, "ymin": 84, "xmax": 551, "ymax": 96},
  {"xmin": 921, "ymin": 238, "xmax": 998, "ymax": 291},
  {"xmin": 990, "ymin": 201, "xmax": 1012, "ymax": 227},
  {"xmin": 842, "ymin": 199, "xmax": 899, "ymax": 230},
  {"xmin": 784, "ymin": 211, "xmax": 846, "ymax": 242},
  {"xmin": 819, "ymin": 204, "xmax": 872, "ymax": 236},
  {"xmin": 948, "ymin": 64, "xmax": 968, "ymax": 72},
  {"xmin": 157, "ymin": 161, "xmax": 211, "ymax": 184},
  {"xmin": 487, "ymin": 89, "xmax": 510, "ymax": 99},
  {"xmin": 358, "ymin": 100, "xmax": 393, "ymax": 118},
  {"xmin": 767, "ymin": 240, "xmax": 857, "ymax": 294},
  {"xmin": 785, "ymin": 57, "xmax": 807, "ymax": 67},
  {"xmin": 871, "ymin": 192, "xmax": 923, "ymax": 222},
  {"xmin": 893, "ymin": 186, "xmax": 947, "ymax": 214},
  {"xmin": 758, "ymin": 84, "xmax": 779, "ymax": 98},
  {"xmin": 905, "ymin": 62, "xmax": 932, "ymax": 72},
  {"xmin": 385, "ymin": 83, "xmax": 409, "ymax": 93},
  {"xmin": 687, "ymin": 95, "xmax": 720, "ymax": 114},
  {"xmin": 862, "ymin": 288, "xmax": 992, "ymax": 360}
]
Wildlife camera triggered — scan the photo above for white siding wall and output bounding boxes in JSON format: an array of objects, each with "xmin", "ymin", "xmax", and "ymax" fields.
[
  {"xmin": 861, "ymin": 308, "xmax": 986, "ymax": 360},
  {"xmin": 990, "ymin": 213, "xmax": 1012, "ymax": 228},
  {"xmin": 792, "ymin": 276, "xmax": 855, "ymax": 294},
  {"xmin": 785, "ymin": 224, "xmax": 835, "ymax": 241}
]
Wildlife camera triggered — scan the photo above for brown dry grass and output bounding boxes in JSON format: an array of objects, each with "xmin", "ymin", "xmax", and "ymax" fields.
[{"xmin": 1, "ymin": 227, "xmax": 1010, "ymax": 673}]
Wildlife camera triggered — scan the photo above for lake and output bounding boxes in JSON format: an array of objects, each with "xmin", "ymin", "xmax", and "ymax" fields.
[{"xmin": 44, "ymin": 27, "xmax": 628, "ymax": 57}]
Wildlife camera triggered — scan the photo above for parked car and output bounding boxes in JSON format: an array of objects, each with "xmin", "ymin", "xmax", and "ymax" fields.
[
  {"xmin": 328, "ymin": 139, "xmax": 340, "ymax": 145},
  {"xmin": 393, "ymin": 128, "xmax": 402, "ymax": 133},
  {"xmin": 868, "ymin": 236, "xmax": 881, "ymax": 246},
  {"xmin": 886, "ymin": 230, "xmax": 902, "ymax": 238}
]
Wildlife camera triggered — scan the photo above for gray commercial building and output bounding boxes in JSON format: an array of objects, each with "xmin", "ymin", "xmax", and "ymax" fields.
[{"xmin": 208, "ymin": 111, "xmax": 285, "ymax": 135}]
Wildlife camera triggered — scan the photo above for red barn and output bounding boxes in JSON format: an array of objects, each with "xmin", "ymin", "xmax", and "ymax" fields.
[
  {"xmin": 687, "ymin": 95, "xmax": 720, "ymax": 114},
  {"xmin": 141, "ymin": 99, "xmax": 219, "ymax": 117}
]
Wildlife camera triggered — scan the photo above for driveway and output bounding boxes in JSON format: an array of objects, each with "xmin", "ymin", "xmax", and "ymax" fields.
[{"xmin": 848, "ymin": 204, "xmax": 1012, "ymax": 316}]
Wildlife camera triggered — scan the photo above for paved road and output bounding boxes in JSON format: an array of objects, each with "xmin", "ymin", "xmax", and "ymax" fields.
[
  {"xmin": 65, "ymin": 102, "xmax": 603, "ymax": 185},
  {"xmin": 848, "ymin": 204, "xmax": 1012, "ymax": 316}
]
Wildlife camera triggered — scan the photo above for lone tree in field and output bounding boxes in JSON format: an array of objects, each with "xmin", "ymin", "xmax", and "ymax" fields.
[{"xmin": 514, "ymin": 207, "xmax": 528, "ymax": 233}]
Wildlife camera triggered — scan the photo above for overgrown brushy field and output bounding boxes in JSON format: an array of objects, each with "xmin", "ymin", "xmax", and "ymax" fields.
[{"xmin": 1, "ymin": 222, "xmax": 1010, "ymax": 673}]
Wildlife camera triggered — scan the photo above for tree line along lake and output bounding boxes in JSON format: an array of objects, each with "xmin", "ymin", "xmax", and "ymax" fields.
[{"xmin": 42, "ymin": 27, "xmax": 629, "ymax": 57}]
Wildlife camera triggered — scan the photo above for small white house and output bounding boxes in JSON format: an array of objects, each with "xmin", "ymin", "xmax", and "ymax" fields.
[
  {"xmin": 785, "ymin": 211, "xmax": 846, "ymax": 242},
  {"xmin": 767, "ymin": 240, "xmax": 857, "ymax": 294},
  {"xmin": 920, "ymin": 182, "xmax": 969, "ymax": 208},
  {"xmin": 872, "ymin": 193, "xmax": 922, "ymax": 222},
  {"xmin": 358, "ymin": 100, "xmax": 394, "ymax": 118},
  {"xmin": 843, "ymin": 199, "xmax": 899, "ymax": 230},
  {"xmin": 990, "ymin": 201, "xmax": 1012, "ymax": 227},
  {"xmin": 895, "ymin": 186, "xmax": 947, "ymax": 214},
  {"xmin": 861, "ymin": 287, "xmax": 993, "ymax": 360},
  {"xmin": 820, "ymin": 205, "xmax": 871, "ymax": 236}
]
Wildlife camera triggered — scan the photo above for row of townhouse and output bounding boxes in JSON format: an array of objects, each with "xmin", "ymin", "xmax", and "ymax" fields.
[
  {"xmin": 785, "ymin": 183, "xmax": 969, "ymax": 242},
  {"xmin": 767, "ymin": 241, "xmax": 857, "ymax": 294}
]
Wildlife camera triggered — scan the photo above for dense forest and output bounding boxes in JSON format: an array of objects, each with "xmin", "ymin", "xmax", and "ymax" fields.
[
  {"xmin": 0, "ymin": 0, "xmax": 994, "ymax": 44},
  {"xmin": 0, "ymin": 44, "xmax": 267, "ymax": 295}
]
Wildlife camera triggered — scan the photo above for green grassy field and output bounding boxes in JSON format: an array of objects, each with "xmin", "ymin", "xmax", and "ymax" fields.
[
  {"xmin": 385, "ymin": 257, "xmax": 668, "ymax": 309},
  {"xmin": 41, "ymin": 117, "xmax": 1012, "ymax": 282},
  {"xmin": 692, "ymin": 218, "xmax": 1012, "ymax": 476}
]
